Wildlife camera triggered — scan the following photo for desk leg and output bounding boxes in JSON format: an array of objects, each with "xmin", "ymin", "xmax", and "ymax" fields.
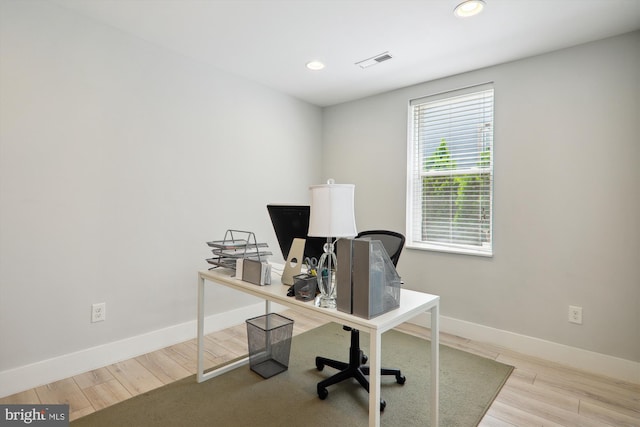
[
  {"xmin": 197, "ymin": 273, "xmax": 205, "ymax": 383},
  {"xmin": 196, "ymin": 274, "xmax": 251, "ymax": 383},
  {"xmin": 369, "ymin": 330, "xmax": 381, "ymax": 427},
  {"xmin": 431, "ymin": 302, "xmax": 439, "ymax": 426}
]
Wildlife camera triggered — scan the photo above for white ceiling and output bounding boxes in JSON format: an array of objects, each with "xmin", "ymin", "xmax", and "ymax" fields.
[{"xmin": 52, "ymin": 0, "xmax": 640, "ymax": 107}]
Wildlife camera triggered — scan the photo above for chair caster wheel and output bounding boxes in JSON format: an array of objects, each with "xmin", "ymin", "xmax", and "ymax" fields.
[
  {"xmin": 361, "ymin": 355, "xmax": 368, "ymax": 364},
  {"xmin": 396, "ymin": 374, "xmax": 406, "ymax": 385},
  {"xmin": 318, "ymin": 387, "xmax": 328, "ymax": 400},
  {"xmin": 315, "ymin": 358, "xmax": 324, "ymax": 371},
  {"xmin": 380, "ymin": 399, "xmax": 386, "ymax": 412}
]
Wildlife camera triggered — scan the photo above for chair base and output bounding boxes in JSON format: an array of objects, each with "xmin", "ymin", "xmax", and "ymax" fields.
[{"xmin": 315, "ymin": 327, "xmax": 406, "ymax": 412}]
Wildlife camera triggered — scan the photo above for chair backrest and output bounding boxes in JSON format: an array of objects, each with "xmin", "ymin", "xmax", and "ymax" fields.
[{"xmin": 355, "ymin": 230, "xmax": 405, "ymax": 267}]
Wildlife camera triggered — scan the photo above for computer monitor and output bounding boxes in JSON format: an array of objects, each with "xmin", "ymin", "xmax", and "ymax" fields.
[{"xmin": 267, "ymin": 204, "xmax": 326, "ymax": 261}]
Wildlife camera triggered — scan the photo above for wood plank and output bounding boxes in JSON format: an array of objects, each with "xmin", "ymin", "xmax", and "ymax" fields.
[
  {"xmin": 34, "ymin": 378, "xmax": 93, "ymax": 420},
  {"xmin": 498, "ymin": 350, "xmax": 640, "ymax": 400},
  {"xmin": 70, "ymin": 406, "xmax": 96, "ymax": 421},
  {"xmin": 207, "ymin": 332, "xmax": 248, "ymax": 357},
  {"xmin": 509, "ymin": 368, "xmax": 536, "ymax": 385},
  {"xmin": 203, "ymin": 331, "xmax": 242, "ymax": 358},
  {"xmin": 162, "ymin": 340, "xmax": 199, "ymax": 372},
  {"xmin": 135, "ymin": 349, "xmax": 192, "ymax": 384},
  {"xmin": 226, "ymin": 323, "xmax": 248, "ymax": 339},
  {"xmin": 81, "ymin": 378, "xmax": 132, "ymax": 411},
  {"xmin": 106, "ymin": 359, "xmax": 163, "ymax": 396},
  {"xmin": 501, "ymin": 373, "xmax": 580, "ymax": 413},
  {"xmin": 0, "ymin": 388, "xmax": 40, "ymax": 405},
  {"xmin": 495, "ymin": 387, "xmax": 616, "ymax": 427},
  {"xmin": 535, "ymin": 371, "xmax": 640, "ymax": 414},
  {"xmin": 483, "ymin": 399, "xmax": 563, "ymax": 427},
  {"xmin": 579, "ymin": 398, "xmax": 640, "ymax": 427},
  {"xmin": 73, "ymin": 367, "xmax": 115, "ymax": 389},
  {"xmin": 478, "ymin": 412, "xmax": 519, "ymax": 427}
]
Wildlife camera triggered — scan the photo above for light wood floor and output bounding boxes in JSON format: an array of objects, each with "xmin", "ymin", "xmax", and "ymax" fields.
[{"xmin": 1, "ymin": 310, "xmax": 638, "ymax": 426}]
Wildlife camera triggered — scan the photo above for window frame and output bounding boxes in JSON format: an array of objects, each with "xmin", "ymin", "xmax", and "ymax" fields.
[{"xmin": 406, "ymin": 83, "xmax": 494, "ymax": 257}]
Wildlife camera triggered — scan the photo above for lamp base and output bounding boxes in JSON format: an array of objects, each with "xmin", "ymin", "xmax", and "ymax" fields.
[
  {"xmin": 319, "ymin": 294, "xmax": 337, "ymax": 309},
  {"xmin": 316, "ymin": 240, "xmax": 337, "ymax": 309},
  {"xmin": 317, "ymin": 267, "xmax": 336, "ymax": 308}
]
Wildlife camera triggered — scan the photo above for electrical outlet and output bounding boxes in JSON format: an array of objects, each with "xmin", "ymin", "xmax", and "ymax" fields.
[
  {"xmin": 568, "ymin": 305, "xmax": 582, "ymax": 324},
  {"xmin": 92, "ymin": 303, "xmax": 106, "ymax": 323}
]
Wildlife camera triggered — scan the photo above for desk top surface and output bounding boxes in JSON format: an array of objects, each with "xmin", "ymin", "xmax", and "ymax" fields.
[{"xmin": 199, "ymin": 267, "xmax": 439, "ymax": 333}]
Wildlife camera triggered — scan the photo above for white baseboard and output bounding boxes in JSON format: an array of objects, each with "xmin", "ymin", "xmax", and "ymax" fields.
[
  {"xmin": 3, "ymin": 307, "xmax": 637, "ymax": 398},
  {"xmin": 410, "ymin": 313, "xmax": 640, "ymax": 384},
  {"xmin": 0, "ymin": 302, "xmax": 279, "ymax": 398}
]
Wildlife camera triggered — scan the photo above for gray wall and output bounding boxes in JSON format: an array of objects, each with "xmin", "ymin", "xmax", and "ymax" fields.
[
  {"xmin": 1, "ymin": 0, "xmax": 638, "ymax": 385},
  {"xmin": 323, "ymin": 32, "xmax": 640, "ymax": 362},
  {"xmin": 0, "ymin": 1, "xmax": 322, "ymax": 371}
]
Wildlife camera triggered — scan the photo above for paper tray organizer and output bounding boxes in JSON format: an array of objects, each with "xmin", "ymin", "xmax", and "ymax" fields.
[{"xmin": 206, "ymin": 229, "xmax": 271, "ymax": 270}]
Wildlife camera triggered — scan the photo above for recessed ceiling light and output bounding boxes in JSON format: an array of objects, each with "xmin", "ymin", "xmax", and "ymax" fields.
[
  {"xmin": 306, "ymin": 61, "xmax": 325, "ymax": 71},
  {"xmin": 454, "ymin": 0, "xmax": 485, "ymax": 18}
]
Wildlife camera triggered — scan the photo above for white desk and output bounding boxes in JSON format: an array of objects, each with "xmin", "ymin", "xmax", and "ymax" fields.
[{"xmin": 197, "ymin": 268, "xmax": 440, "ymax": 427}]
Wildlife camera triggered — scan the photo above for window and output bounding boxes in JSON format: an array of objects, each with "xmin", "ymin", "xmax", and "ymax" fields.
[{"xmin": 407, "ymin": 83, "xmax": 494, "ymax": 256}]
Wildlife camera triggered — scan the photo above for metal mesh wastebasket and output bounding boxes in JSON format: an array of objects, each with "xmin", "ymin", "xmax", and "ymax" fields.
[{"xmin": 245, "ymin": 313, "xmax": 294, "ymax": 379}]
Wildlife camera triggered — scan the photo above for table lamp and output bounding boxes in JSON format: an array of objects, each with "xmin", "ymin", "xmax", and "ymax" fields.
[{"xmin": 308, "ymin": 179, "xmax": 357, "ymax": 308}]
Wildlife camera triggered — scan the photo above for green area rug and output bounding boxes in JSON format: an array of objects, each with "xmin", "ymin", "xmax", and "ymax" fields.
[{"xmin": 72, "ymin": 323, "xmax": 512, "ymax": 426}]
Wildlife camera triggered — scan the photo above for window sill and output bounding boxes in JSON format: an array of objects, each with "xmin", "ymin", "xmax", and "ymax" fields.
[{"xmin": 406, "ymin": 242, "xmax": 493, "ymax": 258}]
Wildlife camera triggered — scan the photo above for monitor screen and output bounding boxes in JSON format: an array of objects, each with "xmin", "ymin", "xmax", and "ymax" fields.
[{"xmin": 267, "ymin": 204, "xmax": 326, "ymax": 262}]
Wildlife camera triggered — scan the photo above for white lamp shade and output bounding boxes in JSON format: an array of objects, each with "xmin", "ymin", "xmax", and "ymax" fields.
[{"xmin": 308, "ymin": 182, "xmax": 357, "ymax": 238}]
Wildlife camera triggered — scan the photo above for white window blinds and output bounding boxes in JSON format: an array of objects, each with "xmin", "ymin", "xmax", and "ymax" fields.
[{"xmin": 407, "ymin": 84, "xmax": 494, "ymax": 256}]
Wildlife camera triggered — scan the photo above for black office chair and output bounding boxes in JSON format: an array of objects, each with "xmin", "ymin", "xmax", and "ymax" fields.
[{"xmin": 315, "ymin": 230, "xmax": 406, "ymax": 411}]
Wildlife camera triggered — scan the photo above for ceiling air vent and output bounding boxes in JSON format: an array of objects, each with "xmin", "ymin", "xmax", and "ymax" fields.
[{"xmin": 356, "ymin": 52, "xmax": 393, "ymax": 69}]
